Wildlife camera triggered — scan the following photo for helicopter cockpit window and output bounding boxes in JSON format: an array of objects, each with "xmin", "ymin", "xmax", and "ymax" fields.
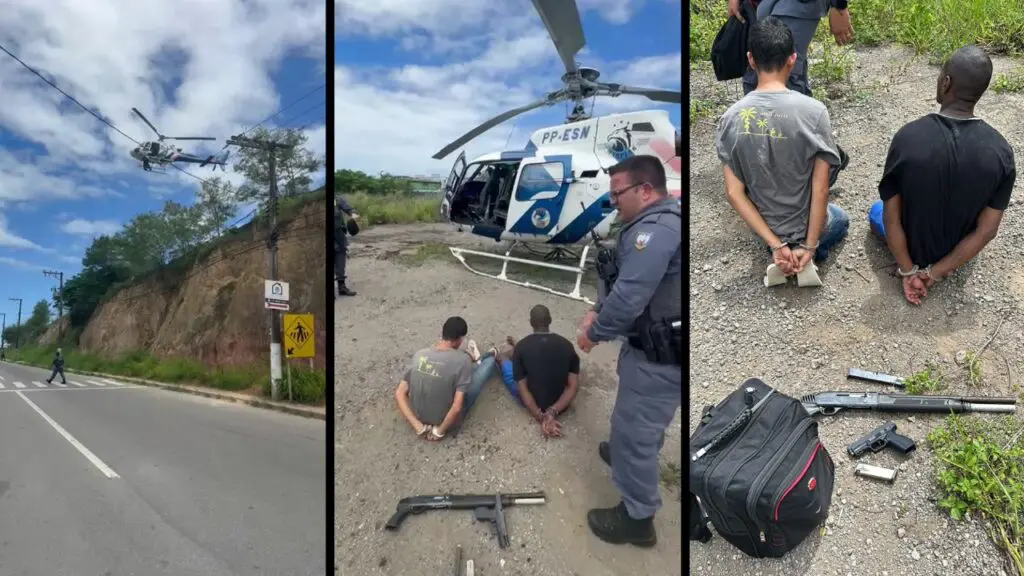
[
  {"xmin": 149, "ymin": 142, "xmax": 160, "ymax": 156},
  {"xmin": 515, "ymin": 162, "xmax": 565, "ymax": 202}
]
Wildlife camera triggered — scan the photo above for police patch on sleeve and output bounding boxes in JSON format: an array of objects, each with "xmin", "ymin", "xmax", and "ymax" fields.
[{"xmin": 634, "ymin": 231, "xmax": 653, "ymax": 250}]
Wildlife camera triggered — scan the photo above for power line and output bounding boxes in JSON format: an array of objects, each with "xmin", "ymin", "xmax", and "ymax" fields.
[
  {"xmin": 0, "ymin": 42, "xmax": 141, "ymax": 145},
  {"xmin": 238, "ymin": 83, "xmax": 325, "ymax": 138}
]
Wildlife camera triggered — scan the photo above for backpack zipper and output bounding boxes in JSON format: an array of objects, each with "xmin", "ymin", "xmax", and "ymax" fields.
[
  {"xmin": 744, "ymin": 418, "xmax": 815, "ymax": 538},
  {"xmin": 699, "ymin": 393, "xmax": 777, "ymax": 528},
  {"xmin": 772, "ymin": 441, "xmax": 822, "ymax": 521}
]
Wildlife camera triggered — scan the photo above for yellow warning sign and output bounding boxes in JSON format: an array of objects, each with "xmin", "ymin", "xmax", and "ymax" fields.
[{"xmin": 283, "ymin": 313, "xmax": 315, "ymax": 359}]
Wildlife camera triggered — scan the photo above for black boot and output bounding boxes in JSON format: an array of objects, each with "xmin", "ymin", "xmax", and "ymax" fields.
[
  {"xmin": 599, "ymin": 441, "xmax": 611, "ymax": 466},
  {"xmin": 337, "ymin": 281, "xmax": 356, "ymax": 297},
  {"xmin": 587, "ymin": 501, "xmax": 657, "ymax": 547}
]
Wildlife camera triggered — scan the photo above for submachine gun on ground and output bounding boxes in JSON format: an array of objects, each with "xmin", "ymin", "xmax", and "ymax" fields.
[{"xmin": 384, "ymin": 492, "xmax": 547, "ymax": 549}]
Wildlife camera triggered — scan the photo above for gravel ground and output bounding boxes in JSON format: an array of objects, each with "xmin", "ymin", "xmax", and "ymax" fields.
[
  {"xmin": 336, "ymin": 223, "xmax": 683, "ymax": 575},
  {"xmin": 689, "ymin": 46, "xmax": 1024, "ymax": 576}
]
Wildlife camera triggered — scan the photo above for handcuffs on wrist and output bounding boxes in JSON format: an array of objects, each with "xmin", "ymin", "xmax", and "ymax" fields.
[{"xmin": 898, "ymin": 264, "xmax": 941, "ymax": 281}]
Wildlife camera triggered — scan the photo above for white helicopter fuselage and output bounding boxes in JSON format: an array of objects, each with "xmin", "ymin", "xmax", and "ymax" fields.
[{"xmin": 441, "ymin": 109, "xmax": 681, "ymax": 245}]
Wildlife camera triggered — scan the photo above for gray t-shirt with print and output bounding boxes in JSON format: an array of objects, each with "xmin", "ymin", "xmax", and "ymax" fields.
[
  {"xmin": 715, "ymin": 89, "xmax": 840, "ymax": 244},
  {"xmin": 404, "ymin": 347, "xmax": 473, "ymax": 426}
]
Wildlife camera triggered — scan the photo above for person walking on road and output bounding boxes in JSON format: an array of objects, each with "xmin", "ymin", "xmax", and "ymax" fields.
[
  {"xmin": 335, "ymin": 196, "xmax": 359, "ymax": 297},
  {"xmin": 46, "ymin": 348, "xmax": 67, "ymax": 385},
  {"xmin": 576, "ymin": 155, "xmax": 682, "ymax": 547}
]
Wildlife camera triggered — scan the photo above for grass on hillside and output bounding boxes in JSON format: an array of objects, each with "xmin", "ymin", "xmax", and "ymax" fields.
[
  {"xmin": 343, "ymin": 192, "xmax": 442, "ymax": 226},
  {"xmin": 12, "ymin": 344, "xmax": 325, "ymax": 405}
]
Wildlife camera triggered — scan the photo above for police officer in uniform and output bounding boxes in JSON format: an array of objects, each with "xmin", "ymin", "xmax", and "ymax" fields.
[
  {"xmin": 335, "ymin": 196, "xmax": 359, "ymax": 297},
  {"xmin": 576, "ymin": 154, "xmax": 682, "ymax": 547}
]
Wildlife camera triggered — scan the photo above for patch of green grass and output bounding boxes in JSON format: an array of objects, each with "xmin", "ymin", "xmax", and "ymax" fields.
[
  {"xmin": 261, "ymin": 363, "xmax": 325, "ymax": 405},
  {"xmin": 992, "ymin": 69, "xmax": 1024, "ymax": 93},
  {"xmin": 345, "ymin": 192, "xmax": 441, "ymax": 226},
  {"xmin": 13, "ymin": 344, "xmax": 325, "ymax": 405},
  {"xmin": 964, "ymin": 351, "xmax": 984, "ymax": 387},
  {"xmin": 902, "ymin": 364, "xmax": 946, "ymax": 394},
  {"xmin": 690, "ymin": 98, "xmax": 721, "ymax": 125},
  {"xmin": 689, "ymin": 0, "xmax": 1024, "ymax": 93},
  {"xmin": 928, "ymin": 414, "xmax": 1024, "ymax": 574},
  {"xmin": 659, "ymin": 461, "xmax": 682, "ymax": 490},
  {"xmin": 391, "ymin": 242, "xmax": 451, "ymax": 266}
]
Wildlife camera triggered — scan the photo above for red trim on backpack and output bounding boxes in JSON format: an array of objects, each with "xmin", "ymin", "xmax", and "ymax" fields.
[{"xmin": 774, "ymin": 442, "xmax": 822, "ymax": 521}]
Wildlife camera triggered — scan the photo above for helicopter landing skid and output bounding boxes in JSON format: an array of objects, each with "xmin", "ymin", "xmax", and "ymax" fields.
[{"xmin": 448, "ymin": 245, "xmax": 594, "ymax": 306}]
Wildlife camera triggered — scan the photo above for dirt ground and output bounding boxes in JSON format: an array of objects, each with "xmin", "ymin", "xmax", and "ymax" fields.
[
  {"xmin": 335, "ymin": 223, "xmax": 683, "ymax": 575},
  {"xmin": 689, "ymin": 46, "xmax": 1024, "ymax": 575}
]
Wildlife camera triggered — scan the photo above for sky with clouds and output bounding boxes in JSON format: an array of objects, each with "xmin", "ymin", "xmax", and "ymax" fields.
[
  {"xmin": 0, "ymin": 0, "xmax": 326, "ymax": 332},
  {"xmin": 334, "ymin": 0, "xmax": 682, "ymax": 177}
]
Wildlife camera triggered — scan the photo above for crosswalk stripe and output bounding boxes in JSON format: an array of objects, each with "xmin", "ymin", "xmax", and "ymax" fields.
[
  {"xmin": 69, "ymin": 381, "xmax": 86, "ymax": 387},
  {"xmin": 86, "ymin": 380, "xmax": 106, "ymax": 387},
  {"xmin": 103, "ymin": 379, "xmax": 126, "ymax": 386},
  {"xmin": 0, "ymin": 382, "xmax": 5, "ymax": 389},
  {"xmin": 13, "ymin": 381, "xmax": 25, "ymax": 389},
  {"xmin": 53, "ymin": 381, "xmax": 67, "ymax": 388},
  {"xmin": 32, "ymin": 381, "xmax": 47, "ymax": 388}
]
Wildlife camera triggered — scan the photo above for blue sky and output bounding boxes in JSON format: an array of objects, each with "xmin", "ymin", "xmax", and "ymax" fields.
[
  {"xmin": 334, "ymin": 0, "xmax": 682, "ymax": 176},
  {"xmin": 0, "ymin": 0, "xmax": 326, "ymax": 337}
]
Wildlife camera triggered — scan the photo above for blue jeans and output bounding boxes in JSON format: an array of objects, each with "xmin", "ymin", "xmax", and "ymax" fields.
[
  {"xmin": 763, "ymin": 203, "xmax": 849, "ymax": 262},
  {"xmin": 868, "ymin": 199, "xmax": 886, "ymax": 239},
  {"xmin": 462, "ymin": 356, "xmax": 496, "ymax": 415}
]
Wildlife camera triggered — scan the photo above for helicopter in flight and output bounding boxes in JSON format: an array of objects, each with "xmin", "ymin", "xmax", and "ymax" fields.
[
  {"xmin": 128, "ymin": 107, "xmax": 230, "ymax": 173},
  {"xmin": 433, "ymin": 0, "xmax": 682, "ymax": 304}
]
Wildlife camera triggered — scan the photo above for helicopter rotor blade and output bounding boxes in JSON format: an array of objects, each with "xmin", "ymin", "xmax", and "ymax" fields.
[
  {"xmin": 131, "ymin": 107, "xmax": 163, "ymax": 138},
  {"xmin": 531, "ymin": 0, "xmax": 585, "ymax": 75},
  {"xmin": 432, "ymin": 95, "xmax": 560, "ymax": 160},
  {"xmin": 599, "ymin": 83, "xmax": 682, "ymax": 104},
  {"xmin": 163, "ymin": 136, "xmax": 217, "ymax": 141}
]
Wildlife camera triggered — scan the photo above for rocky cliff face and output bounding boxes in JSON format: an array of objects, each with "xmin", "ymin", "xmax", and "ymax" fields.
[{"xmin": 78, "ymin": 199, "xmax": 327, "ymax": 370}]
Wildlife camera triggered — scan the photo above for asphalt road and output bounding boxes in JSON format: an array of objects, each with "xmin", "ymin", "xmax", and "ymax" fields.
[{"xmin": 0, "ymin": 360, "xmax": 325, "ymax": 576}]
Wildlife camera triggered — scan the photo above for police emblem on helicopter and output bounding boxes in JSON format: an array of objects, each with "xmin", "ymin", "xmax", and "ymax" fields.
[{"xmin": 531, "ymin": 207, "xmax": 551, "ymax": 229}]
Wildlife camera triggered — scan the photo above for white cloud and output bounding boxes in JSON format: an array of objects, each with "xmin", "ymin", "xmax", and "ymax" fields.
[
  {"xmin": 60, "ymin": 218, "xmax": 122, "ymax": 238},
  {"xmin": 0, "ymin": 214, "xmax": 43, "ymax": 251},
  {"xmin": 334, "ymin": 0, "xmax": 681, "ymax": 175},
  {"xmin": 0, "ymin": 0, "xmax": 326, "ymax": 200},
  {"xmin": 0, "ymin": 256, "xmax": 43, "ymax": 271}
]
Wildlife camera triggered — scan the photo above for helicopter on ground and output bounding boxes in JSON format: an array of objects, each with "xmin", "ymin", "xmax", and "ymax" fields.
[
  {"xmin": 433, "ymin": 0, "xmax": 682, "ymax": 304},
  {"xmin": 128, "ymin": 107, "xmax": 230, "ymax": 173}
]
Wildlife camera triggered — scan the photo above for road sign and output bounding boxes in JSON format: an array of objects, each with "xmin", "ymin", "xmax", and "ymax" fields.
[
  {"xmin": 283, "ymin": 313, "xmax": 315, "ymax": 358},
  {"xmin": 264, "ymin": 279, "xmax": 290, "ymax": 311}
]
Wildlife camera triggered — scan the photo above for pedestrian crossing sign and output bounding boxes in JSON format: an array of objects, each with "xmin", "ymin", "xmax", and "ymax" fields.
[{"xmin": 283, "ymin": 313, "xmax": 315, "ymax": 358}]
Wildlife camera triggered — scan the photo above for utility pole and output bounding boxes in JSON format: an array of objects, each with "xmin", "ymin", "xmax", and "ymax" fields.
[
  {"xmin": 1, "ymin": 312, "xmax": 5, "ymax": 350},
  {"xmin": 8, "ymin": 297, "xmax": 21, "ymax": 355},
  {"xmin": 226, "ymin": 134, "xmax": 294, "ymax": 400},
  {"xmin": 43, "ymin": 269, "xmax": 64, "ymax": 341}
]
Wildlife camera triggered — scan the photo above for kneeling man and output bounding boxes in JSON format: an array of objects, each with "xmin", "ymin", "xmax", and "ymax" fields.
[{"xmin": 870, "ymin": 45, "xmax": 1015, "ymax": 305}]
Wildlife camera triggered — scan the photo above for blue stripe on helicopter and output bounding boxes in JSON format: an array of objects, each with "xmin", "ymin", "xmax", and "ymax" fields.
[
  {"xmin": 548, "ymin": 191, "xmax": 613, "ymax": 244},
  {"xmin": 509, "ymin": 155, "xmax": 573, "ymax": 236}
]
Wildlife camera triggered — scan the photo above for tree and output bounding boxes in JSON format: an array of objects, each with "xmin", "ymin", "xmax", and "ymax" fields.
[
  {"xmin": 233, "ymin": 126, "xmax": 322, "ymax": 203},
  {"xmin": 195, "ymin": 177, "xmax": 237, "ymax": 237},
  {"xmin": 21, "ymin": 299, "xmax": 51, "ymax": 343}
]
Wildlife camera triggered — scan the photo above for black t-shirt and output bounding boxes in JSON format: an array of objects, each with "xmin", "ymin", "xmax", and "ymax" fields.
[
  {"xmin": 512, "ymin": 332, "xmax": 580, "ymax": 412},
  {"xmin": 878, "ymin": 113, "xmax": 1016, "ymax": 266}
]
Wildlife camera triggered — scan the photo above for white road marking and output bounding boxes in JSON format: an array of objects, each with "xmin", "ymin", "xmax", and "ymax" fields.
[
  {"xmin": 13, "ymin": 381, "xmax": 25, "ymax": 389},
  {"xmin": 102, "ymin": 379, "xmax": 125, "ymax": 387},
  {"xmin": 53, "ymin": 381, "xmax": 67, "ymax": 388},
  {"xmin": 0, "ymin": 375, "xmax": 4, "ymax": 380},
  {"xmin": 0, "ymin": 385, "xmax": 143, "ymax": 393},
  {"xmin": 16, "ymin": 391, "xmax": 119, "ymax": 479},
  {"xmin": 0, "ymin": 382, "xmax": 4, "ymax": 389},
  {"xmin": 69, "ymin": 381, "xmax": 86, "ymax": 387},
  {"xmin": 86, "ymin": 380, "xmax": 106, "ymax": 387},
  {"xmin": 32, "ymin": 381, "xmax": 47, "ymax": 388}
]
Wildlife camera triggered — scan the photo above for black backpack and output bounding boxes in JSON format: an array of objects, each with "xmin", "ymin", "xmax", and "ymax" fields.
[
  {"xmin": 688, "ymin": 378, "xmax": 835, "ymax": 558},
  {"xmin": 709, "ymin": 1, "xmax": 758, "ymax": 82}
]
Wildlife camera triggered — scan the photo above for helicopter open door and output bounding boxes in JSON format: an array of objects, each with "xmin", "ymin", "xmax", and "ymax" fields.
[{"xmin": 440, "ymin": 151, "xmax": 466, "ymax": 222}]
